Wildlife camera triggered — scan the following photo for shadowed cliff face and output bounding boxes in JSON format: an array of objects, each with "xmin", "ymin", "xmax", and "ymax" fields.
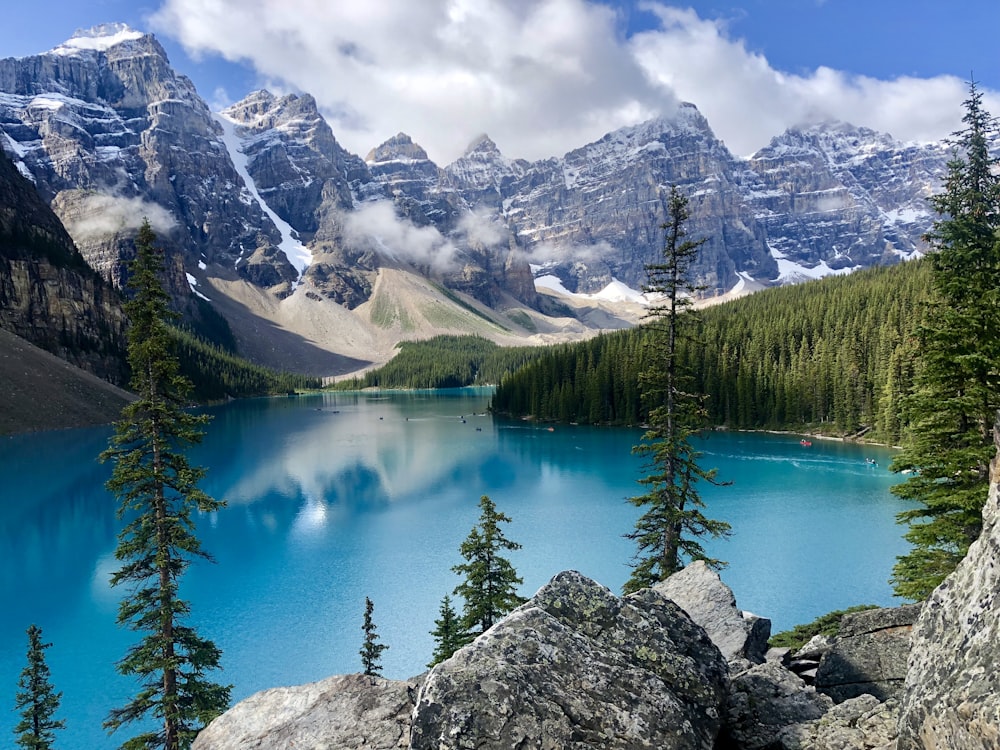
[
  {"xmin": 896, "ymin": 415, "xmax": 1000, "ymax": 750},
  {"xmin": 0, "ymin": 148, "xmax": 127, "ymax": 384}
]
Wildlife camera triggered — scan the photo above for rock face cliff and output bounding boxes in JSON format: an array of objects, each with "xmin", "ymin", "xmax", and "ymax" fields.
[
  {"xmin": 0, "ymin": 146, "xmax": 126, "ymax": 383},
  {"xmin": 895, "ymin": 416, "xmax": 1000, "ymax": 749}
]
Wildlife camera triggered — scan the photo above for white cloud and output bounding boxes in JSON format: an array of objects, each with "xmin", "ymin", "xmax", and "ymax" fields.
[
  {"xmin": 456, "ymin": 208, "xmax": 509, "ymax": 248},
  {"xmin": 528, "ymin": 240, "xmax": 614, "ymax": 264},
  {"xmin": 151, "ymin": 0, "xmax": 670, "ymax": 163},
  {"xmin": 151, "ymin": 0, "xmax": 999, "ymax": 165},
  {"xmin": 343, "ymin": 201, "xmax": 459, "ymax": 272},
  {"xmin": 628, "ymin": 5, "xmax": 991, "ymax": 155},
  {"xmin": 64, "ymin": 193, "xmax": 178, "ymax": 242}
]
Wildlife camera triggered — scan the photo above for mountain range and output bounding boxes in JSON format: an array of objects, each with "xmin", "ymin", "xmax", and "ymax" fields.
[{"xmin": 0, "ymin": 23, "xmax": 950, "ymax": 375}]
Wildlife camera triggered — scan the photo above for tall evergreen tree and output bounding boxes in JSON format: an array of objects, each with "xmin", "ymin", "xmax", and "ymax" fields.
[
  {"xmin": 890, "ymin": 82, "xmax": 1000, "ymax": 600},
  {"xmin": 100, "ymin": 220, "xmax": 231, "ymax": 750},
  {"xmin": 427, "ymin": 594, "xmax": 469, "ymax": 668},
  {"xmin": 13, "ymin": 625, "xmax": 64, "ymax": 750},
  {"xmin": 624, "ymin": 186, "xmax": 730, "ymax": 594},
  {"xmin": 452, "ymin": 495, "xmax": 526, "ymax": 635},
  {"xmin": 360, "ymin": 597, "xmax": 388, "ymax": 677}
]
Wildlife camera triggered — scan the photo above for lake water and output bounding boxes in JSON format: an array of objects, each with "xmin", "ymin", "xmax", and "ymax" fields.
[{"xmin": 0, "ymin": 388, "xmax": 911, "ymax": 748}]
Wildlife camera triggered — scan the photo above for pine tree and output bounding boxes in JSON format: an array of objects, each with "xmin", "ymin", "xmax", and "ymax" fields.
[
  {"xmin": 624, "ymin": 186, "xmax": 730, "ymax": 594},
  {"xmin": 360, "ymin": 597, "xmax": 388, "ymax": 677},
  {"xmin": 13, "ymin": 625, "xmax": 64, "ymax": 750},
  {"xmin": 427, "ymin": 594, "xmax": 470, "ymax": 667},
  {"xmin": 890, "ymin": 81, "xmax": 1000, "ymax": 600},
  {"xmin": 100, "ymin": 220, "xmax": 231, "ymax": 750},
  {"xmin": 452, "ymin": 495, "xmax": 526, "ymax": 635}
]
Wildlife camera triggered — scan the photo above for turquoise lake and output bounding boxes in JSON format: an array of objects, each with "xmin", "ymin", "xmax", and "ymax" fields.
[{"xmin": 1, "ymin": 388, "xmax": 911, "ymax": 748}]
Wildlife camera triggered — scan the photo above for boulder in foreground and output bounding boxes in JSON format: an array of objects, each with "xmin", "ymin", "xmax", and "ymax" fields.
[{"xmin": 410, "ymin": 570, "xmax": 729, "ymax": 749}]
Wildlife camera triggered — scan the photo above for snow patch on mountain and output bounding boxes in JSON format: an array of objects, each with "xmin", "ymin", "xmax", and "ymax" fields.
[
  {"xmin": 52, "ymin": 24, "xmax": 145, "ymax": 55},
  {"xmin": 214, "ymin": 112, "xmax": 312, "ymax": 279},
  {"xmin": 535, "ymin": 275, "xmax": 649, "ymax": 306},
  {"xmin": 769, "ymin": 244, "xmax": 858, "ymax": 284}
]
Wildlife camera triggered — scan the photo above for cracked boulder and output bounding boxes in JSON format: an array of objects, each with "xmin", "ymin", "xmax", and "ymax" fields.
[{"xmin": 409, "ymin": 570, "xmax": 729, "ymax": 750}]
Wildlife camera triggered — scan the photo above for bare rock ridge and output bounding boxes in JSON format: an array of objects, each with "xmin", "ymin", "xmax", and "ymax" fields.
[{"xmin": 194, "ymin": 429, "xmax": 1000, "ymax": 749}]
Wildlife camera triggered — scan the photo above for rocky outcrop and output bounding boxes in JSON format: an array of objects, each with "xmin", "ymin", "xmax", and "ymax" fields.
[
  {"xmin": 722, "ymin": 661, "xmax": 833, "ymax": 749},
  {"xmin": 895, "ymin": 417, "xmax": 1000, "ymax": 749},
  {"xmin": 780, "ymin": 694, "xmax": 899, "ymax": 750},
  {"xmin": 410, "ymin": 570, "xmax": 729, "ymax": 749},
  {"xmin": 814, "ymin": 603, "xmax": 921, "ymax": 703},
  {"xmin": 191, "ymin": 674, "xmax": 418, "ymax": 750},
  {"xmin": 654, "ymin": 559, "xmax": 771, "ymax": 666},
  {"xmin": 789, "ymin": 634, "xmax": 836, "ymax": 683}
]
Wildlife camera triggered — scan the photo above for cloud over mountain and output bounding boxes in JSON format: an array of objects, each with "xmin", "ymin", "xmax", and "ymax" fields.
[{"xmin": 152, "ymin": 0, "xmax": 998, "ymax": 164}]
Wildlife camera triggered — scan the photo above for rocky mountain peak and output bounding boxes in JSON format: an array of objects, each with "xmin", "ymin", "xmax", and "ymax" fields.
[
  {"xmin": 223, "ymin": 90, "xmax": 325, "ymax": 131},
  {"xmin": 50, "ymin": 23, "xmax": 147, "ymax": 56},
  {"xmin": 366, "ymin": 133, "xmax": 431, "ymax": 164},
  {"xmin": 462, "ymin": 133, "xmax": 500, "ymax": 157}
]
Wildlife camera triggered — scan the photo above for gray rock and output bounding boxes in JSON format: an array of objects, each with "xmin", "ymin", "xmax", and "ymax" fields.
[
  {"xmin": 722, "ymin": 661, "xmax": 833, "ymax": 749},
  {"xmin": 896, "ymin": 419, "xmax": 1000, "ymax": 750},
  {"xmin": 191, "ymin": 673, "xmax": 418, "ymax": 750},
  {"xmin": 793, "ymin": 634, "xmax": 836, "ymax": 661},
  {"xmin": 654, "ymin": 560, "xmax": 771, "ymax": 664},
  {"xmin": 410, "ymin": 570, "xmax": 728, "ymax": 750},
  {"xmin": 814, "ymin": 604, "xmax": 921, "ymax": 703},
  {"xmin": 766, "ymin": 647, "xmax": 792, "ymax": 667},
  {"xmin": 778, "ymin": 694, "xmax": 899, "ymax": 750}
]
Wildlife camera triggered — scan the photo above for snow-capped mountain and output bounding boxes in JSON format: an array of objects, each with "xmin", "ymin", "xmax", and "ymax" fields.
[
  {"xmin": 0, "ymin": 25, "xmax": 951, "ymax": 360},
  {"xmin": 0, "ymin": 24, "xmax": 297, "ymax": 296}
]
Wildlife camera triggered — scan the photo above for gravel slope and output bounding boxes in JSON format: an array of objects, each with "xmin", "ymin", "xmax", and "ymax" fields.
[{"xmin": 0, "ymin": 327, "xmax": 133, "ymax": 435}]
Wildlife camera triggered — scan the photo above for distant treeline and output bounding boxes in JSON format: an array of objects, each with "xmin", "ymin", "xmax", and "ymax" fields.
[
  {"xmin": 491, "ymin": 260, "xmax": 931, "ymax": 444},
  {"xmin": 331, "ymin": 335, "xmax": 550, "ymax": 390},
  {"xmin": 171, "ymin": 327, "xmax": 321, "ymax": 402}
]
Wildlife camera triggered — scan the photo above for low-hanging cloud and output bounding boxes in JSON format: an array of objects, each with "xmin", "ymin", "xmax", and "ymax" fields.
[
  {"xmin": 151, "ymin": 0, "xmax": 1000, "ymax": 165},
  {"xmin": 456, "ymin": 208, "xmax": 509, "ymax": 249},
  {"xmin": 64, "ymin": 193, "xmax": 178, "ymax": 243},
  {"xmin": 342, "ymin": 201, "xmax": 459, "ymax": 272},
  {"xmin": 525, "ymin": 239, "xmax": 614, "ymax": 266}
]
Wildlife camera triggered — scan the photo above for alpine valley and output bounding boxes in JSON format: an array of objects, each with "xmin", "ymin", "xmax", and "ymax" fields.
[{"xmin": 1, "ymin": 24, "xmax": 950, "ymax": 376}]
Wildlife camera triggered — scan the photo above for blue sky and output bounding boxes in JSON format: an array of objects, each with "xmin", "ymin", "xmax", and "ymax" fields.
[{"xmin": 3, "ymin": 1, "xmax": 998, "ymax": 164}]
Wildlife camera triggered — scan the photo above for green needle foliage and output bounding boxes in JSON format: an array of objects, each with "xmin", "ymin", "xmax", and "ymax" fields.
[
  {"xmin": 427, "ymin": 594, "xmax": 470, "ymax": 668},
  {"xmin": 624, "ymin": 186, "xmax": 730, "ymax": 594},
  {"xmin": 100, "ymin": 220, "xmax": 231, "ymax": 750},
  {"xmin": 453, "ymin": 495, "xmax": 526, "ymax": 636},
  {"xmin": 360, "ymin": 597, "xmax": 388, "ymax": 677},
  {"xmin": 13, "ymin": 625, "xmax": 65, "ymax": 750},
  {"xmin": 890, "ymin": 82, "xmax": 1000, "ymax": 600}
]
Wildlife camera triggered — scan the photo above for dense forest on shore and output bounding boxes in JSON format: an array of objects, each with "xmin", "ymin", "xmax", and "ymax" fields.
[
  {"xmin": 331, "ymin": 335, "xmax": 550, "ymax": 390},
  {"xmin": 491, "ymin": 260, "xmax": 931, "ymax": 445},
  {"xmin": 172, "ymin": 327, "xmax": 321, "ymax": 401}
]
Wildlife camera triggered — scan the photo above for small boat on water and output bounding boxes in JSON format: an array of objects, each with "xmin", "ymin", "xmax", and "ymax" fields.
[{"xmin": 800, "ymin": 439, "xmax": 812, "ymax": 447}]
